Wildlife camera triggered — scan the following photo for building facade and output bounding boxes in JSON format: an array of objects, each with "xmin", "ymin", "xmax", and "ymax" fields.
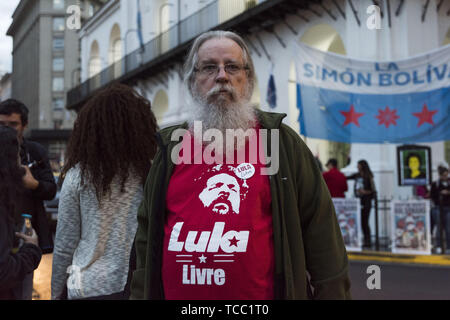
[
  {"xmin": 67, "ymin": 0, "xmax": 449, "ymax": 242},
  {"xmin": 0, "ymin": 73, "xmax": 12, "ymax": 101},
  {"xmin": 66, "ymin": 0, "xmax": 450, "ymax": 244},
  {"xmin": 69, "ymin": 0, "xmax": 449, "ymax": 190},
  {"xmin": 7, "ymin": 0, "xmax": 106, "ymax": 167}
]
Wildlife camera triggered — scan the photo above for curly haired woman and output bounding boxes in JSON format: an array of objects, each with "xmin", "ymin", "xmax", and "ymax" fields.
[{"xmin": 51, "ymin": 83, "xmax": 158, "ymax": 300}]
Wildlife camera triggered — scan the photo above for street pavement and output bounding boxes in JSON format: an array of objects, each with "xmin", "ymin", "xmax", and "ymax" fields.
[
  {"xmin": 349, "ymin": 260, "xmax": 450, "ymax": 300},
  {"xmin": 32, "ymin": 254, "xmax": 450, "ymax": 300},
  {"xmin": 33, "ymin": 254, "xmax": 52, "ymax": 300}
]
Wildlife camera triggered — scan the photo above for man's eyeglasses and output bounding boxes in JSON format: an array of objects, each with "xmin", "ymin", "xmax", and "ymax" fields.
[{"xmin": 195, "ymin": 63, "xmax": 249, "ymax": 77}]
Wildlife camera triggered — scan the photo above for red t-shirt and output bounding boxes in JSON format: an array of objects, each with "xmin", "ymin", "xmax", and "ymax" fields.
[
  {"xmin": 323, "ymin": 168, "xmax": 348, "ymax": 198},
  {"xmin": 162, "ymin": 127, "xmax": 274, "ymax": 300}
]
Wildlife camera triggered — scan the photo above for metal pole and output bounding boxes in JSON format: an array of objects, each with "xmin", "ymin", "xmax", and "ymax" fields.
[
  {"xmin": 386, "ymin": 0, "xmax": 392, "ymax": 28},
  {"xmin": 177, "ymin": 0, "xmax": 180, "ymax": 47},
  {"xmin": 439, "ymin": 194, "xmax": 445, "ymax": 254},
  {"xmin": 374, "ymin": 193, "xmax": 379, "ymax": 251},
  {"xmin": 124, "ymin": 29, "xmax": 138, "ymax": 72},
  {"xmin": 348, "ymin": 0, "xmax": 361, "ymax": 26}
]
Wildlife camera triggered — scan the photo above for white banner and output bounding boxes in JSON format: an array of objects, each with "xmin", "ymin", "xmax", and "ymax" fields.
[
  {"xmin": 333, "ymin": 198, "xmax": 362, "ymax": 252},
  {"xmin": 391, "ymin": 200, "xmax": 431, "ymax": 255},
  {"xmin": 295, "ymin": 42, "xmax": 450, "ymax": 94}
]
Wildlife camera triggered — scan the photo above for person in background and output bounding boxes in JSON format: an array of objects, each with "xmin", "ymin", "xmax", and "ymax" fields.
[
  {"xmin": 51, "ymin": 84, "xmax": 158, "ymax": 300},
  {"xmin": 430, "ymin": 166, "xmax": 450, "ymax": 254},
  {"xmin": 347, "ymin": 160, "xmax": 376, "ymax": 249},
  {"xmin": 414, "ymin": 185, "xmax": 429, "ymax": 199},
  {"xmin": 0, "ymin": 99, "xmax": 56, "ymax": 300},
  {"xmin": 323, "ymin": 158, "xmax": 348, "ymax": 198},
  {"xmin": 0, "ymin": 126, "xmax": 42, "ymax": 300}
]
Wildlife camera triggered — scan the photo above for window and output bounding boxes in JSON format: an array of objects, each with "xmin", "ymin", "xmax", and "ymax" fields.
[
  {"xmin": 245, "ymin": 0, "xmax": 257, "ymax": 10},
  {"xmin": 88, "ymin": 4, "xmax": 95, "ymax": 17},
  {"xmin": 53, "ymin": 18, "xmax": 65, "ymax": 31},
  {"xmin": 52, "ymin": 98, "xmax": 65, "ymax": 110},
  {"xmin": 53, "ymin": 77, "xmax": 64, "ymax": 92},
  {"xmin": 53, "ymin": 38, "xmax": 65, "ymax": 50},
  {"xmin": 53, "ymin": 0, "xmax": 65, "ymax": 10},
  {"xmin": 53, "ymin": 119, "xmax": 63, "ymax": 130},
  {"xmin": 49, "ymin": 141, "xmax": 66, "ymax": 160},
  {"xmin": 53, "ymin": 57, "xmax": 64, "ymax": 71}
]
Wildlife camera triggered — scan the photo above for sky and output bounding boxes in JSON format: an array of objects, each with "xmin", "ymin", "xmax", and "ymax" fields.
[{"xmin": 0, "ymin": 0, "xmax": 21, "ymax": 75}]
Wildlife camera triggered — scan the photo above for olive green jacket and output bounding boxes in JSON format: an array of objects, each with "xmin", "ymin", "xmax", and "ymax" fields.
[{"xmin": 130, "ymin": 110, "xmax": 351, "ymax": 300}]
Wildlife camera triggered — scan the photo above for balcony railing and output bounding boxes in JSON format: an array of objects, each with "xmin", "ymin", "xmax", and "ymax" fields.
[{"xmin": 67, "ymin": 0, "xmax": 293, "ymax": 109}]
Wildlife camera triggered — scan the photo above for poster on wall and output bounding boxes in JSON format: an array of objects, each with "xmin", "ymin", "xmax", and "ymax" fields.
[
  {"xmin": 397, "ymin": 145, "xmax": 432, "ymax": 186},
  {"xmin": 332, "ymin": 198, "xmax": 361, "ymax": 252},
  {"xmin": 391, "ymin": 200, "xmax": 431, "ymax": 255}
]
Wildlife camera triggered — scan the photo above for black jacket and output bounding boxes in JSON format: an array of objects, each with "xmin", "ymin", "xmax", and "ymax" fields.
[
  {"xmin": 430, "ymin": 179, "xmax": 450, "ymax": 207},
  {"xmin": 347, "ymin": 173, "xmax": 376, "ymax": 206},
  {"xmin": 0, "ymin": 205, "xmax": 42, "ymax": 300},
  {"xmin": 17, "ymin": 139, "xmax": 57, "ymax": 254}
]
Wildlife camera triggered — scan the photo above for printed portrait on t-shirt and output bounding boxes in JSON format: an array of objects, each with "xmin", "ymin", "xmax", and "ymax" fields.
[
  {"xmin": 198, "ymin": 173, "xmax": 241, "ymax": 215},
  {"xmin": 163, "ymin": 158, "xmax": 274, "ymax": 299}
]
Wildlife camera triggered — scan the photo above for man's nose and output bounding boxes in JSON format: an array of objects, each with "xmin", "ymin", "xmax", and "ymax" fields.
[
  {"xmin": 215, "ymin": 66, "xmax": 229, "ymax": 82},
  {"xmin": 218, "ymin": 190, "xmax": 230, "ymax": 198}
]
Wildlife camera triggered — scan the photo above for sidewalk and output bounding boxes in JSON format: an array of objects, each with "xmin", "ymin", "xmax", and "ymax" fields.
[
  {"xmin": 32, "ymin": 252, "xmax": 449, "ymax": 300},
  {"xmin": 33, "ymin": 254, "xmax": 52, "ymax": 300},
  {"xmin": 348, "ymin": 250, "xmax": 450, "ymax": 267}
]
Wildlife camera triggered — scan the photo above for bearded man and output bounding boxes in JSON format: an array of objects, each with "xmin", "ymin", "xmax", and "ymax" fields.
[{"xmin": 130, "ymin": 30, "xmax": 351, "ymax": 300}]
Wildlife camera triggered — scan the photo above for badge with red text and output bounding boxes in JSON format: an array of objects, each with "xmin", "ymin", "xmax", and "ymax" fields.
[{"xmin": 234, "ymin": 163, "xmax": 255, "ymax": 188}]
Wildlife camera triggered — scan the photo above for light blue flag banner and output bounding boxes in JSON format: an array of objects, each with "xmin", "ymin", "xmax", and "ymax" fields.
[{"xmin": 295, "ymin": 43, "xmax": 450, "ymax": 143}]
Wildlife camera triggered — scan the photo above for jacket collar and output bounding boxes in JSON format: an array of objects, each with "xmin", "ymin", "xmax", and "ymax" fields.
[{"xmin": 157, "ymin": 109, "xmax": 287, "ymax": 147}]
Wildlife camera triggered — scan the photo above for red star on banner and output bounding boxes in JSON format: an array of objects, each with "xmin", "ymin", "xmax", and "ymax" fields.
[
  {"xmin": 229, "ymin": 236, "xmax": 240, "ymax": 247},
  {"xmin": 340, "ymin": 105, "xmax": 365, "ymax": 127},
  {"xmin": 413, "ymin": 104, "xmax": 438, "ymax": 127},
  {"xmin": 376, "ymin": 106, "xmax": 400, "ymax": 128}
]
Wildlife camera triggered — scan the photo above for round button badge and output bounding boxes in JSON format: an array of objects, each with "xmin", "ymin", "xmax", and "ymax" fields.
[{"xmin": 234, "ymin": 163, "xmax": 255, "ymax": 188}]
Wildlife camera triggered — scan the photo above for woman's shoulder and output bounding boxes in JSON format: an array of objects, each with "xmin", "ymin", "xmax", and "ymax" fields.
[{"xmin": 62, "ymin": 165, "xmax": 82, "ymax": 188}]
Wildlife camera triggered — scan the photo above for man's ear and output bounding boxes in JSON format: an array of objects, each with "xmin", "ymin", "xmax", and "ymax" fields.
[{"xmin": 20, "ymin": 123, "xmax": 28, "ymax": 139}]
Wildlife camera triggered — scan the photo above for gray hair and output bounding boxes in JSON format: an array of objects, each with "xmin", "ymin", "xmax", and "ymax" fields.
[{"xmin": 183, "ymin": 30, "xmax": 255, "ymax": 97}]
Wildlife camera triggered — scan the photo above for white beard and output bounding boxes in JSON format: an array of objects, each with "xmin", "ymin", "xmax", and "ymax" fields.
[
  {"xmin": 188, "ymin": 83, "xmax": 257, "ymax": 134},
  {"xmin": 187, "ymin": 83, "xmax": 258, "ymax": 159}
]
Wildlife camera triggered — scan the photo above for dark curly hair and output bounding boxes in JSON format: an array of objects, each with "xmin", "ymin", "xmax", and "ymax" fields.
[
  {"xmin": 0, "ymin": 126, "xmax": 25, "ymax": 221},
  {"xmin": 0, "ymin": 98, "xmax": 29, "ymax": 125},
  {"xmin": 60, "ymin": 83, "xmax": 159, "ymax": 201}
]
